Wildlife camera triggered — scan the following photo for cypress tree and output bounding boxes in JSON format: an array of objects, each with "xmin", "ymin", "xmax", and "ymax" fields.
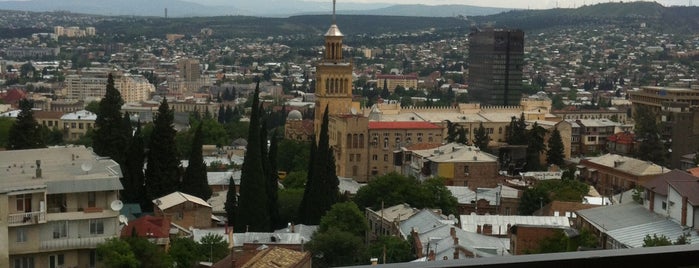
[
  {"xmin": 456, "ymin": 127, "xmax": 468, "ymax": 145},
  {"xmin": 235, "ymin": 79, "xmax": 270, "ymax": 232},
  {"xmin": 546, "ymin": 128, "xmax": 565, "ymax": 167},
  {"xmin": 299, "ymin": 106, "xmax": 339, "ymax": 224},
  {"xmin": 267, "ymin": 128, "xmax": 281, "ymax": 229},
  {"xmin": 224, "ymin": 177, "xmax": 237, "ymax": 228},
  {"xmin": 474, "ymin": 122, "xmax": 490, "ymax": 151},
  {"xmin": 7, "ymin": 98, "xmax": 45, "ymax": 150},
  {"xmin": 507, "ymin": 113, "xmax": 528, "ymax": 145},
  {"xmin": 217, "ymin": 105, "xmax": 225, "ymax": 124},
  {"xmin": 123, "ymin": 122, "xmax": 148, "ymax": 210},
  {"xmin": 94, "ymin": 73, "xmax": 128, "ymax": 165},
  {"xmin": 181, "ymin": 122, "xmax": 212, "ymax": 201},
  {"xmin": 145, "ymin": 98, "xmax": 181, "ymax": 203}
]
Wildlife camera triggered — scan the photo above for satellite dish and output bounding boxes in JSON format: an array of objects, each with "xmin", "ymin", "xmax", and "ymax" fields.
[
  {"xmin": 110, "ymin": 200, "xmax": 124, "ymax": 211},
  {"xmin": 118, "ymin": 215, "xmax": 129, "ymax": 226},
  {"xmin": 350, "ymin": 107, "xmax": 357, "ymax": 115},
  {"xmin": 81, "ymin": 161, "xmax": 93, "ymax": 173}
]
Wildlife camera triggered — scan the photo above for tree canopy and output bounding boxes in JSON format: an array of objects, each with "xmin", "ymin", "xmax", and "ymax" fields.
[
  {"xmin": 546, "ymin": 127, "xmax": 565, "ymax": 167},
  {"xmin": 7, "ymin": 98, "xmax": 45, "ymax": 150},
  {"xmin": 93, "ymin": 73, "xmax": 129, "ymax": 165},
  {"xmin": 354, "ymin": 173, "xmax": 458, "ymax": 215},
  {"xmin": 145, "ymin": 98, "xmax": 181, "ymax": 204}
]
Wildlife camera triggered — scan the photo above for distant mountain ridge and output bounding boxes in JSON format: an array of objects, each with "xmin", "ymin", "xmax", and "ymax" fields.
[{"xmin": 0, "ymin": 0, "xmax": 510, "ymax": 17}]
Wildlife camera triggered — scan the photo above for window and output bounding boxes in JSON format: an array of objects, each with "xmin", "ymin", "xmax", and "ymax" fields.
[
  {"xmin": 464, "ymin": 166, "xmax": 470, "ymax": 175},
  {"xmin": 88, "ymin": 192, "xmax": 96, "ymax": 207},
  {"xmin": 383, "ymin": 138, "xmax": 388, "ymax": 149},
  {"xmin": 71, "ymin": 123, "xmax": 77, "ymax": 129},
  {"xmin": 16, "ymin": 228, "xmax": 27, "ymax": 242},
  {"xmin": 356, "ymin": 154, "xmax": 361, "ymax": 162},
  {"xmin": 49, "ymin": 254, "xmax": 64, "ymax": 268},
  {"xmin": 16, "ymin": 194, "xmax": 31, "ymax": 212},
  {"xmin": 587, "ymin": 136, "xmax": 597, "ymax": 142},
  {"xmin": 90, "ymin": 219, "xmax": 104, "ymax": 235},
  {"xmin": 662, "ymin": 201, "xmax": 667, "ymax": 210},
  {"xmin": 79, "ymin": 123, "xmax": 84, "ymax": 129},
  {"xmin": 372, "ymin": 155, "xmax": 378, "ymax": 161},
  {"xmin": 53, "ymin": 221, "xmax": 67, "ymax": 239},
  {"xmin": 13, "ymin": 257, "xmax": 34, "ymax": 268},
  {"xmin": 384, "ymin": 154, "xmax": 388, "ymax": 161},
  {"xmin": 349, "ymin": 154, "xmax": 354, "ymax": 162}
]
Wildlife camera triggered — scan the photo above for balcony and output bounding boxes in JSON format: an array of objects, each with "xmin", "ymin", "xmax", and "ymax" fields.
[
  {"xmin": 8, "ymin": 211, "xmax": 46, "ymax": 226},
  {"xmin": 41, "ymin": 235, "xmax": 111, "ymax": 251}
]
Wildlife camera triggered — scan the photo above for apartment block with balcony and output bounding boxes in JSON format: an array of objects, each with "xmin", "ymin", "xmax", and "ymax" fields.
[{"xmin": 0, "ymin": 146, "xmax": 123, "ymax": 268}]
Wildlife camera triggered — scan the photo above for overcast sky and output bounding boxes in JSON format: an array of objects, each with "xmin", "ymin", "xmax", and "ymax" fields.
[{"xmin": 304, "ymin": 0, "xmax": 695, "ymax": 9}]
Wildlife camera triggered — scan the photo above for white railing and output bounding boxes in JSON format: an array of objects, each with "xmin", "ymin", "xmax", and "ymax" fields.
[
  {"xmin": 8, "ymin": 211, "xmax": 46, "ymax": 226},
  {"xmin": 41, "ymin": 236, "xmax": 111, "ymax": 251}
]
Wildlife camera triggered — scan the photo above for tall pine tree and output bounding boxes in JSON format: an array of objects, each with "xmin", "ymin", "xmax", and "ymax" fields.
[
  {"xmin": 123, "ymin": 122, "xmax": 148, "ymax": 210},
  {"xmin": 526, "ymin": 122, "xmax": 547, "ymax": 171},
  {"xmin": 474, "ymin": 122, "xmax": 490, "ymax": 151},
  {"xmin": 507, "ymin": 113, "xmax": 528, "ymax": 146},
  {"xmin": 235, "ymin": 79, "xmax": 270, "ymax": 232},
  {"xmin": 546, "ymin": 127, "xmax": 565, "ymax": 167},
  {"xmin": 145, "ymin": 98, "xmax": 181, "ymax": 203},
  {"xmin": 181, "ymin": 122, "xmax": 212, "ymax": 201},
  {"xmin": 7, "ymin": 98, "xmax": 45, "ymax": 150},
  {"xmin": 267, "ymin": 128, "xmax": 281, "ymax": 229},
  {"xmin": 299, "ymin": 106, "xmax": 339, "ymax": 224},
  {"xmin": 224, "ymin": 178, "xmax": 237, "ymax": 229},
  {"xmin": 94, "ymin": 73, "xmax": 128, "ymax": 165}
]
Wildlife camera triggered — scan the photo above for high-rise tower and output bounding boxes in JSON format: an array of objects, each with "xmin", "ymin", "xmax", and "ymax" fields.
[
  {"xmin": 468, "ymin": 28, "xmax": 524, "ymax": 106},
  {"xmin": 314, "ymin": 0, "xmax": 355, "ymax": 137}
]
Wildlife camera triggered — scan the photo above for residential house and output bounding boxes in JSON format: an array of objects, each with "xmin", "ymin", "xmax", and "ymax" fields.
[
  {"xmin": 120, "ymin": 215, "xmax": 171, "ymax": 247},
  {"xmin": 153, "ymin": 191, "xmax": 213, "ymax": 229},
  {"xmin": 447, "ymin": 185, "xmax": 521, "ymax": 216},
  {"xmin": 578, "ymin": 153, "xmax": 669, "ymax": 197},
  {"xmin": 213, "ymin": 246, "xmax": 311, "ymax": 268},
  {"xmin": 61, "ymin": 110, "xmax": 96, "ymax": 141},
  {"xmin": 643, "ymin": 170, "xmax": 699, "ymax": 227},
  {"xmin": 460, "ymin": 214, "xmax": 570, "ymax": 237},
  {"xmin": 365, "ymin": 203, "xmax": 420, "ymax": 241},
  {"xmin": 606, "ymin": 131, "xmax": 635, "ymax": 155},
  {"xmin": 0, "ymin": 146, "xmax": 124, "ymax": 268}
]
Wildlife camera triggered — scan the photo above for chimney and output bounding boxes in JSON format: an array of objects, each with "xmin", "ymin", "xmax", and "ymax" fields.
[
  {"xmin": 428, "ymin": 250, "xmax": 435, "ymax": 261},
  {"xmin": 35, "ymin": 160, "xmax": 41, "ymax": 178},
  {"xmin": 370, "ymin": 258, "xmax": 378, "ymax": 265},
  {"xmin": 477, "ymin": 225, "xmax": 482, "ymax": 234},
  {"xmin": 450, "ymin": 227, "xmax": 456, "ymax": 237},
  {"xmin": 453, "ymin": 248, "xmax": 459, "ymax": 260},
  {"xmin": 682, "ymin": 196, "xmax": 688, "ymax": 226}
]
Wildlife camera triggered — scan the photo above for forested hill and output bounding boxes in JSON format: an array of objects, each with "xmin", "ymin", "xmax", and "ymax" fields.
[{"xmin": 470, "ymin": 2, "xmax": 699, "ymax": 33}]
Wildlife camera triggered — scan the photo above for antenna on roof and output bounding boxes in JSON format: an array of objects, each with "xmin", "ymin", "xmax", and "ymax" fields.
[{"xmin": 332, "ymin": 0, "xmax": 337, "ymax": 25}]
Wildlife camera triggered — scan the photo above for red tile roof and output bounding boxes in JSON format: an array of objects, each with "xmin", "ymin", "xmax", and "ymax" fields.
[
  {"xmin": 608, "ymin": 132, "xmax": 635, "ymax": 144},
  {"xmin": 121, "ymin": 215, "xmax": 170, "ymax": 238},
  {"xmin": 368, "ymin": 121, "xmax": 441, "ymax": 130}
]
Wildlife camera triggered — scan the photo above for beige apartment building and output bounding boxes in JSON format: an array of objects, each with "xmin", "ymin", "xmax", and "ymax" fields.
[
  {"xmin": 61, "ymin": 110, "xmax": 97, "ymax": 141},
  {"xmin": 376, "ymin": 73, "xmax": 419, "ymax": 91},
  {"xmin": 64, "ymin": 72, "xmax": 154, "ymax": 103},
  {"xmin": 0, "ymin": 146, "xmax": 123, "ymax": 268}
]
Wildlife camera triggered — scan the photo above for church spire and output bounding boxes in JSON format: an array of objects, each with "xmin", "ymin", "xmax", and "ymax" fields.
[{"xmin": 332, "ymin": 0, "xmax": 337, "ymax": 25}]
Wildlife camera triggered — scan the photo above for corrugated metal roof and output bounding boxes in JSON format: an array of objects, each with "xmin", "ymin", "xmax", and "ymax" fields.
[
  {"xmin": 153, "ymin": 191, "xmax": 211, "ymax": 210},
  {"xmin": 460, "ymin": 215, "xmax": 570, "ymax": 235},
  {"xmin": 606, "ymin": 219, "xmax": 699, "ymax": 248},
  {"xmin": 46, "ymin": 177, "xmax": 122, "ymax": 194},
  {"xmin": 576, "ymin": 203, "xmax": 666, "ymax": 232}
]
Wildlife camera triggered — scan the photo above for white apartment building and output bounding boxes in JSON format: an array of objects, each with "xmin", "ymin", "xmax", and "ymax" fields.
[
  {"xmin": 0, "ymin": 146, "xmax": 124, "ymax": 268},
  {"xmin": 64, "ymin": 72, "xmax": 154, "ymax": 103}
]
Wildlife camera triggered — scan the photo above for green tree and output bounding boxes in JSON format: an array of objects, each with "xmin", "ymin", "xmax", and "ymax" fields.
[
  {"xmin": 282, "ymin": 170, "xmax": 307, "ymax": 189},
  {"xmin": 235, "ymin": 79, "xmax": 271, "ymax": 232},
  {"xmin": 456, "ymin": 127, "xmax": 467, "ymax": 145},
  {"xmin": 299, "ymin": 106, "xmax": 340, "ymax": 225},
  {"xmin": 224, "ymin": 177, "xmax": 237, "ymax": 227},
  {"xmin": 526, "ymin": 122, "xmax": 547, "ymax": 171},
  {"xmin": 365, "ymin": 236, "xmax": 414, "ymax": 264},
  {"xmin": 519, "ymin": 179, "xmax": 589, "ymax": 215},
  {"xmin": 278, "ymin": 188, "xmax": 304, "ymax": 227},
  {"xmin": 474, "ymin": 122, "xmax": 490, "ymax": 151},
  {"xmin": 122, "ymin": 123, "xmax": 148, "ymax": 210},
  {"xmin": 198, "ymin": 233, "xmax": 229, "ymax": 263},
  {"xmin": 7, "ymin": 99, "xmax": 45, "ymax": 150},
  {"xmin": 126, "ymin": 237, "xmax": 173, "ymax": 268},
  {"xmin": 0, "ymin": 117, "xmax": 14, "ymax": 147},
  {"xmin": 94, "ymin": 73, "xmax": 128, "ymax": 165},
  {"xmin": 266, "ymin": 128, "xmax": 281, "ymax": 229},
  {"xmin": 507, "ymin": 113, "xmax": 527, "ymax": 145},
  {"xmin": 634, "ymin": 106, "xmax": 666, "ymax": 165},
  {"xmin": 85, "ymin": 100, "xmax": 100, "ymax": 114},
  {"xmin": 546, "ymin": 128, "xmax": 565, "ymax": 167},
  {"xmin": 307, "ymin": 228, "xmax": 365, "ymax": 268},
  {"xmin": 168, "ymin": 237, "xmax": 199, "ymax": 268},
  {"xmin": 354, "ymin": 173, "xmax": 457, "ymax": 215},
  {"xmin": 535, "ymin": 228, "xmax": 598, "ymax": 254},
  {"xmin": 319, "ymin": 202, "xmax": 368, "ymax": 237},
  {"xmin": 96, "ymin": 238, "xmax": 139, "ymax": 268},
  {"xmin": 145, "ymin": 98, "xmax": 181, "ymax": 203},
  {"xmin": 277, "ymin": 140, "xmax": 311, "ymax": 172},
  {"xmin": 643, "ymin": 234, "xmax": 673, "ymax": 247},
  {"xmin": 181, "ymin": 122, "xmax": 212, "ymax": 201}
]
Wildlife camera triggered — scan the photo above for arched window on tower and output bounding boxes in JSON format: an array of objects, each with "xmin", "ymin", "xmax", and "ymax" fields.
[
  {"xmin": 359, "ymin": 134, "xmax": 364, "ymax": 148},
  {"xmin": 353, "ymin": 134, "xmax": 358, "ymax": 148}
]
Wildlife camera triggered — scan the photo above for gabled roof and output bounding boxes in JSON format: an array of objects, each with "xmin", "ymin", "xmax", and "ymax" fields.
[
  {"xmin": 583, "ymin": 154, "xmax": 668, "ymax": 176},
  {"xmin": 460, "ymin": 214, "xmax": 570, "ymax": 236},
  {"xmin": 153, "ymin": 191, "xmax": 211, "ymax": 210},
  {"xmin": 645, "ymin": 169, "xmax": 699, "ymax": 205},
  {"xmin": 239, "ymin": 247, "xmax": 310, "ymax": 268},
  {"xmin": 121, "ymin": 215, "xmax": 170, "ymax": 238},
  {"xmin": 368, "ymin": 121, "xmax": 441, "ymax": 130}
]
